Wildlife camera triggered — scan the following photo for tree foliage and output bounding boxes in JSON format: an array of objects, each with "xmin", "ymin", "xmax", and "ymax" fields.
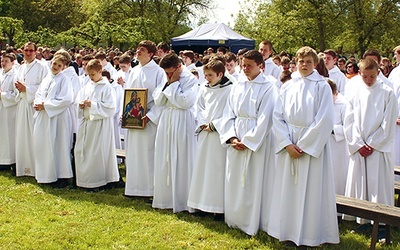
[
  {"xmin": 235, "ymin": 0, "xmax": 400, "ymax": 57},
  {"xmin": 0, "ymin": 0, "xmax": 211, "ymax": 49}
]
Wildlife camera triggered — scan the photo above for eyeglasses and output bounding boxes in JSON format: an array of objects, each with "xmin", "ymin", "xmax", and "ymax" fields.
[
  {"xmin": 347, "ymin": 65, "xmax": 353, "ymax": 68},
  {"xmin": 24, "ymin": 49, "xmax": 35, "ymax": 53}
]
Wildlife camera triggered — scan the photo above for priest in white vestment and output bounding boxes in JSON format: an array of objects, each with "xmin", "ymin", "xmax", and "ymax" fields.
[
  {"xmin": 152, "ymin": 53, "xmax": 198, "ymax": 213},
  {"xmin": 15, "ymin": 42, "xmax": 49, "ymax": 177},
  {"xmin": 268, "ymin": 47, "xmax": 339, "ymax": 246},
  {"xmin": 124, "ymin": 41, "xmax": 166, "ymax": 197},
  {"xmin": 219, "ymin": 50, "xmax": 277, "ymax": 236}
]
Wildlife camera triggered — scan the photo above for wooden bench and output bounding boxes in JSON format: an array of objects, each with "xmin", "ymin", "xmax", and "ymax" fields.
[
  {"xmin": 116, "ymin": 149, "xmax": 126, "ymax": 159},
  {"xmin": 336, "ymin": 195, "xmax": 400, "ymax": 249},
  {"xmin": 395, "ymin": 166, "xmax": 400, "ymax": 176}
]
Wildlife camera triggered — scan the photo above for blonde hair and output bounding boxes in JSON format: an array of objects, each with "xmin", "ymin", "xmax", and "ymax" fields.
[{"xmin": 296, "ymin": 46, "xmax": 318, "ymax": 64}]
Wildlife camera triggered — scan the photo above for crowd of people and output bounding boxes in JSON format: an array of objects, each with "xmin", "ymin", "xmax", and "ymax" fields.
[{"xmin": 1, "ymin": 39, "xmax": 400, "ymax": 247}]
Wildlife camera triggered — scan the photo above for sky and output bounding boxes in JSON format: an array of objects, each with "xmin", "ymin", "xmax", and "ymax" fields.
[{"xmin": 206, "ymin": 0, "xmax": 243, "ymax": 27}]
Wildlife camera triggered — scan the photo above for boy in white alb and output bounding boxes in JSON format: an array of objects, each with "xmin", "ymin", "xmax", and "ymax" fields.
[
  {"xmin": 343, "ymin": 58, "xmax": 398, "ymax": 225},
  {"xmin": 268, "ymin": 46, "xmax": 339, "ymax": 247},
  {"xmin": 187, "ymin": 60, "xmax": 232, "ymax": 219},
  {"xmin": 74, "ymin": 59, "xmax": 119, "ymax": 190},
  {"xmin": 152, "ymin": 52, "xmax": 198, "ymax": 213},
  {"xmin": 124, "ymin": 40, "xmax": 166, "ymax": 198},
  {"xmin": 219, "ymin": 50, "xmax": 277, "ymax": 236},
  {"xmin": 33, "ymin": 54, "xmax": 74, "ymax": 187},
  {"xmin": 0, "ymin": 53, "xmax": 18, "ymax": 171}
]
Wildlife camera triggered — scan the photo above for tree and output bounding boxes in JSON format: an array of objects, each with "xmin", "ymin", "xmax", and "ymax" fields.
[{"xmin": 0, "ymin": 17, "xmax": 23, "ymax": 46}]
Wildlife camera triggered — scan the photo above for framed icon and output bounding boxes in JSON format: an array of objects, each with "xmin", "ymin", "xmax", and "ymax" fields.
[{"xmin": 121, "ymin": 88, "xmax": 148, "ymax": 129}]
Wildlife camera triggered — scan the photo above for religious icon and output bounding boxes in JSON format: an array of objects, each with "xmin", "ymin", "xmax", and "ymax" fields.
[{"xmin": 121, "ymin": 88, "xmax": 148, "ymax": 129}]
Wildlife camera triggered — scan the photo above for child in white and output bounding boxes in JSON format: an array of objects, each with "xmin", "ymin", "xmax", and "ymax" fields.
[
  {"xmin": 187, "ymin": 60, "xmax": 232, "ymax": 216},
  {"xmin": 74, "ymin": 59, "xmax": 119, "ymax": 188}
]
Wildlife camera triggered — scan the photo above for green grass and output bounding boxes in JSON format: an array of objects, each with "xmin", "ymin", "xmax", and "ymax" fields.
[{"xmin": 0, "ymin": 169, "xmax": 399, "ymax": 249}]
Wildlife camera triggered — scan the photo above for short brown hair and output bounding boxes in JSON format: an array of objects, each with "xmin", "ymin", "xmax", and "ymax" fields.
[
  {"xmin": 327, "ymin": 79, "xmax": 338, "ymax": 94},
  {"xmin": 225, "ymin": 52, "xmax": 237, "ymax": 63},
  {"xmin": 118, "ymin": 54, "xmax": 132, "ymax": 64},
  {"xmin": 138, "ymin": 40, "xmax": 157, "ymax": 57},
  {"xmin": 203, "ymin": 60, "xmax": 225, "ymax": 75},
  {"xmin": 363, "ymin": 49, "xmax": 381, "ymax": 62},
  {"xmin": 243, "ymin": 50, "xmax": 264, "ymax": 65},
  {"xmin": 159, "ymin": 53, "xmax": 181, "ymax": 69},
  {"xmin": 323, "ymin": 49, "xmax": 337, "ymax": 59},
  {"xmin": 182, "ymin": 50, "xmax": 195, "ymax": 62},
  {"xmin": 2, "ymin": 53, "xmax": 15, "ymax": 62},
  {"xmin": 86, "ymin": 59, "xmax": 103, "ymax": 72},
  {"xmin": 359, "ymin": 58, "xmax": 379, "ymax": 71},
  {"xmin": 94, "ymin": 52, "xmax": 107, "ymax": 61}
]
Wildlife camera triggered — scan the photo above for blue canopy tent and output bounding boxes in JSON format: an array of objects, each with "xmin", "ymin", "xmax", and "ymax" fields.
[{"xmin": 171, "ymin": 23, "xmax": 255, "ymax": 54}]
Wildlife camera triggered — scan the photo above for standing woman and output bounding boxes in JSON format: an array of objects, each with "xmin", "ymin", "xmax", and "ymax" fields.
[{"xmin": 345, "ymin": 61, "xmax": 359, "ymax": 79}]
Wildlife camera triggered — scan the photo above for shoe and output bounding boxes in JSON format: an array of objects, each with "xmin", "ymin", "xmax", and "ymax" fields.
[
  {"xmin": 9, "ymin": 164, "xmax": 16, "ymax": 176},
  {"xmin": 52, "ymin": 179, "xmax": 69, "ymax": 189},
  {"xmin": 191, "ymin": 211, "xmax": 207, "ymax": 217},
  {"xmin": 213, "ymin": 213, "xmax": 224, "ymax": 221},
  {"xmin": 83, "ymin": 186, "xmax": 105, "ymax": 193},
  {"xmin": 351, "ymin": 224, "xmax": 373, "ymax": 235}
]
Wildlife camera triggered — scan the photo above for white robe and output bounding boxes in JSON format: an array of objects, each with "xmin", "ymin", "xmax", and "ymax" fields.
[
  {"xmin": 343, "ymin": 78, "xmax": 398, "ymax": 224},
  {"xmin": 152, "ymin": 67, "xmax": 197, "ymax": 213},
  {"xmin": 219, "ymin": 73, "xmax": 277, "ymax": 236},
  {"xmin": 0, "ymin": 68, "xmax": 18, "ymax": 164},
  {"xmin": 187, "ymin": 78, "xmax": 232, "ymax": 213},
  {"xmin": 264, "ymin": 57, "xmax": 282, "ymax": 80},
  {"xmin": 74, "ymin": 77, "xmax": 119, "ymax": 188},
  {"xmin": 63, "ymin": 66, "xmax": 81, "ymax": 135},
  {"xmin": 388, "ymin": 67, "xmax": 400, "ymax": 169},
  {"xmin": 111, "ymin": 82, "xmax": 124, "ymax": 149},
  {"xmin": 124, "ymin": 60, "xmax": 166, "ymax": 196},
  {"xmin": 15, "ymin": 59, "xmax": 48, "ymax": 176},
  {"xmin": 103, "ymin": 62, "xmax": 118, "ymax": 81},
  {"xmin": 268, "ymin": 70, "xmax": 339, "ymax": 246},
  {"xmin": 33, "ymin": 72, "xmax": 74, "ymax": 183},
  {"xmin": 328, "ymin": 65, "xmax": 347, "ymax": 94},
  {"xmin": 330, "ymin": 93, "xmax": 349, "ymax": 196}
]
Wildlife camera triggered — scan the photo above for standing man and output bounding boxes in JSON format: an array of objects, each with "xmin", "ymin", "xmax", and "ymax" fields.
[
  {"xmin": 15, "ymin": 42, "xmax": 49, "ymax": 177},
  {"xmin": 152, "ymin": 53, "xmax": 198, "ymax": 213},
  {"xmin": 124, "ymin": 40, "xmax": 166, "ymax": 198},
  {"xmin": 324, "ymin": 49, "xmax": 347, "ymax": 94},
  {"xmin": 258, "ymin": 40, "xmax": 281, "ymax": 80}
]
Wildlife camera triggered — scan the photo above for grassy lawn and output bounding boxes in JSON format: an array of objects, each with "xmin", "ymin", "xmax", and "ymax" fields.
[{"xmin": 0, "ymin": 168, "xmax": 399, "ymax": 250}]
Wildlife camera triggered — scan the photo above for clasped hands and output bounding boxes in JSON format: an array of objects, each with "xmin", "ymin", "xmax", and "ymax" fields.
[
  {"xmin": 358, "ymin": 144, "xmax": 373, "ymax": 157},
  {"xmin": 33, "ymin": 102, "xmax": 45, "ymax": 111},
  {"xmin": 79, "ymin": 100, "xmax": 91, "ymax": 109},
  {"xmin": 229, "ymin": 137, "xmax": 247, "ymax": 151}
]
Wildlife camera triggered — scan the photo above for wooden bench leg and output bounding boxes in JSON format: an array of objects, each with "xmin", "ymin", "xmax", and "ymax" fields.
[{"xmin": 370, "ymin": 223, "xmax": 379, "ymax": 250}]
